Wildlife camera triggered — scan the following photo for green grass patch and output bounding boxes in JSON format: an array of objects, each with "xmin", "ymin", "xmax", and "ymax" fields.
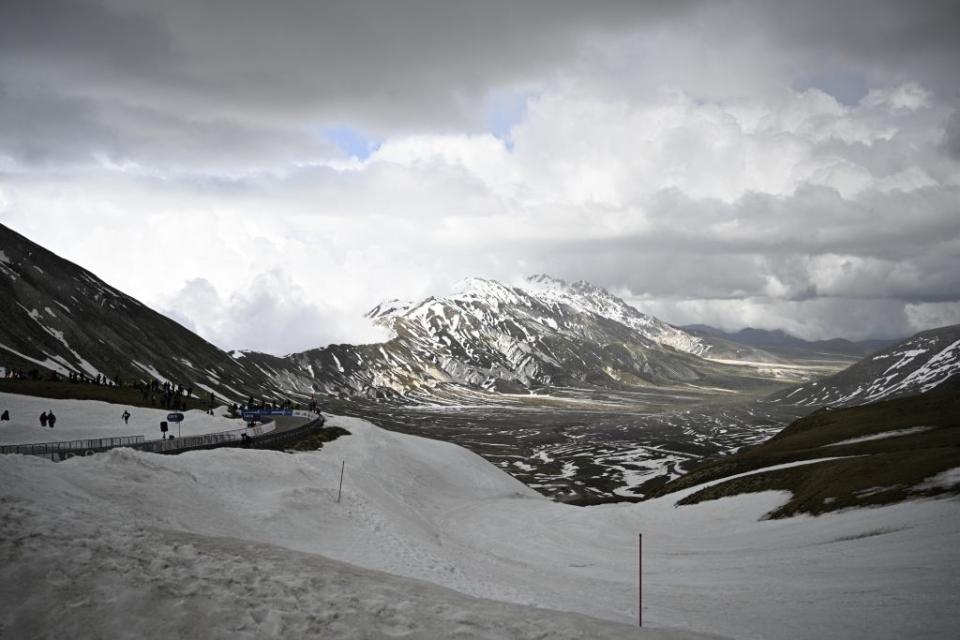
[
  {"xmin": 0, "ymin": 379, "xmax": 216, "ymax": 411},
  {"xmin": 657, "ymin": 390, "xmax": 960, "ymax": 517}
]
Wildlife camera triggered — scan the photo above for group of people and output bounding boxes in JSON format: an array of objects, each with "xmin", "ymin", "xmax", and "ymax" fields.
[
  {"xmin": 65, "ymin": 371, "xmax": 121, "ymax": 386},
  {"xmin": 236, "ymin": 396, "xmax": 296, "ymax": 413},
  {"xmin": 39, "ymin": 410, "xmax": 57, "ymax": 428},
  {"xmin": 3, "ymin": 368, "xmax": 37, "ymax": 380},
  {"xmin": 2, "ymin": 367, "xmax": 123, "ymax": 386},
  {"xmin": 133, "ymin": 380, "xmax": 197, "ymax": 411}
]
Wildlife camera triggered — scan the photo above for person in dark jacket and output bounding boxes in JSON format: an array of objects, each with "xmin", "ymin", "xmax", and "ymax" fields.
[
  {"xmin": 1, "ymin": 409, "xmax": 9, "ymax": 421},
  {"xmin": 121, "ymin": 410, "xmax": 131, "ymax": 424},
  {"xmin": 40, "ymin": 411, "xmax": 48, "ymax": 427},
  {"xmin": 47, "ymin": 411, "xmax": 56, "ymax": 428}
]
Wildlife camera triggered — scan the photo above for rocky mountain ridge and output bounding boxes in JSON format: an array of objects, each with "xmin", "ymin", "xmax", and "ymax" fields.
[
  {"xmin": 0, "ymin": 224, "xmax": 288, "ymax": 404},
  {"xmin": 271, "ymin": 275, "xmax": 798, "ymax": 402},
  {"xmin": 683, "ymin": 324, "xmax": 899, "ymax": 359},
  {"xmin": 768, "ymin": 324, "xmax": 960, "ymax": 407},
  {"xmin": 3, "ymin": 223, "xmax": 915, "ymax": 407}
]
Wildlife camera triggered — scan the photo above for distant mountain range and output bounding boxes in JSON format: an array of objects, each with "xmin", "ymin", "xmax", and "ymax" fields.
[
  {"xmin": 681, "ymin": 324, "xmax": 899, "ymax": 358},
  {"xmin": 2, "ymin": 223, "xmax": 956, "ymax": 409},
  {"xmin": 254, "ymin": 275, "xmax": 789, "ymax": 403}
]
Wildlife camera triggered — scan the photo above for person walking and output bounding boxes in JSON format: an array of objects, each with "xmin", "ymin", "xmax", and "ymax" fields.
[
  {"xmin": 1, "ymin": 409, "xmax": 9, "ymax": 421},
  {"xmin": 40, "ymin": 411, "xmax": 48, "ymax": 427},
  {"xmin": 121, "ymin": 410, "xmax": 131, "ymax": 424},
  {"xmin": 47, "ymin": 411, "xmax": 56, "ymax": 428}
]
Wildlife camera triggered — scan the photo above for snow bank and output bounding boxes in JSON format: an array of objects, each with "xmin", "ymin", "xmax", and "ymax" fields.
[
  {"xmin": 915, "ymin": 467, "xmax": 960, "ymax": 491},
  {"xmin": 1, "ymin": 413, "xmax": 958, "ymax": 639},
  {"xmin": 824, "ymin": 426, "xmax": 934, "ymax": 447},
  {"xmin": 0, "ymin": 391, "xmax": 239, "ymax": 445}
]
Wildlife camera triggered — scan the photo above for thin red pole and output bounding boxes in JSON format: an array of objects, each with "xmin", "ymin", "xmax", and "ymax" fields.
[{"xmin": 638, "ymin": 532, "xmax": 643, "ymax": 627}]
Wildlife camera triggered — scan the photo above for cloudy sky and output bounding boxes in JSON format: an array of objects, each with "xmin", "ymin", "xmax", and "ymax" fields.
[{"xmin": 1, "ymin": 0, "xmax": 959, "ymax": 354}]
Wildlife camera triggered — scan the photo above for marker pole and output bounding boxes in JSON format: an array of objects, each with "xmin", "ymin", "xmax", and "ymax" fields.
[
  {"xmin": 638, "ymin": 532, "xmax": 643, "ymax": 627},
  {"xmin": 337, "ymin": 460, "xmax": 345, "ymax": 504}
]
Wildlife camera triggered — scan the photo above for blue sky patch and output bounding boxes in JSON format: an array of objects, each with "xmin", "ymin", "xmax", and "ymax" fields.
[
  {"xmin": 322, "ymin": 124, "xmax": 381, "ymax": 160},
  {"xmin": 484, "ymin": 88, "xmax": 534, "ymax": 148}
]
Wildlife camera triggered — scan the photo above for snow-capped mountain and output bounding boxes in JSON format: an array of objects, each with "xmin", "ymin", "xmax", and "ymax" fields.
[
  {"xmin": 272, "ymin": 276, "xmax": 787, "ymax": 403},
  {"xmin": 769, "ymin": 324, "xmax": 960, "ymax": 407},
  {"xmin": 0, "ymin": 223, "xmax": 805, "ymax": 405},
  {"xmin": 0, "ymin": 223, "xmax": 293, "ymax": 403},
  {"xmin": 522, "ymin": 274, "xmax": 710, "ymax": 356}
]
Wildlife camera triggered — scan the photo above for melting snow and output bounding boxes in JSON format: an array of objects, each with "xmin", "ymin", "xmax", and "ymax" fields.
[
  {"xmin": 0, "ymin": 415, "xmax": 957, "ymax": 640},
  {"xmin": 0, "ymin": 342, "xmax": 72, "ymax": 375},
  {"xmin": 131, "ymin": 360, "xmax": 173, "ymax": 385},
  {"xmin": 915, "ymin": 467, "xmax": 960, "ymax": 491},
  {"xmin": 825, "ymin": 426, "xmax": 934, "ymax": 447}
]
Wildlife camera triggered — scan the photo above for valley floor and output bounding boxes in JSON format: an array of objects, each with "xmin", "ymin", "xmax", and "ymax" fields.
[
  {"xmin": 331, "ymin": 390, "xmax": 806, "ymax": 502},
  {"xmin": 2, "ymin": 414, "xmax": 958, "ymax": 639}
]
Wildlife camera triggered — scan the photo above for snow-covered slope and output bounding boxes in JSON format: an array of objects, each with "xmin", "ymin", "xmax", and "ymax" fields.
[
  {"xmin": 2, "ymin": 414, "xmax": 958, "ymax": 639},
  {"xmin": 524, "ymin": 274, "xmax": 710, "ymax": 355},
  {"xmin": 0, "ymin": 391, "xmax": 238, "ymax": 445},
  {"xmin": 770, "ymin": 324, "xmax": 960, "ymax": 407}
]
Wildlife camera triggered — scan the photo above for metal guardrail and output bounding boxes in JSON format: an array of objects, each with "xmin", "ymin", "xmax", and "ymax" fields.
[
  {"xmin": 240, "ymin": 415, "xmax": 325, "ymax": 451},
  {"xmin": 134, "ymin": 423, "xmax": 264, "ymax": 454},
  {"xmin": 0, "ymin": 435, "xmax": 146, "ymax": 457},
  {"xmin": 0, "ymin": 414, "xmax": 326, "ymax": 461},
  {"xmin": 139, "ymin": 416, "xmax": 325, "ymax": 455}
]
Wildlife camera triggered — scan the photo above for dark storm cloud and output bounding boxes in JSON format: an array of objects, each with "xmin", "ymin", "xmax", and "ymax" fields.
[
  {"xmin": 0, "ymin": 0, "xmax": 175, "ymax": 73},
  {"xmin": 0, "ymin": 0, "xmax": 696, "ymax": 135},
  {"xmin": 2, "ymin": 0, "xmax": 959, "ymax": 349},
  {"xmin": 554, "ymin": 186, "xmax": 960, "ymax": 264},
  {"xmin": 750, "ymin": 0, "xmax": 960, "ymax": 96},
  {"xmin": 528, "ymin": 184, "xmax": 960, "ymax": 305},
  {"xmin": 0, "ymin": 85, "xmax": 340, "ymax": 169},
  {"xmin": 945, "ymin": 110, "xmax": 960, "ymax": 161},
  {"xmin": 2, "ymin": 0, "xmax": 958, "ymax": 170}
]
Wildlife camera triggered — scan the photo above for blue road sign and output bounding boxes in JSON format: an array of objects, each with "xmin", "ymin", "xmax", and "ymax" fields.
[
  {"xmin": 241, "ymin": 409, "xmax": 293, "ymax": 421},
  {"xmin": 167, "ymin": 412, "xmax": 185, "ymax": 423}
]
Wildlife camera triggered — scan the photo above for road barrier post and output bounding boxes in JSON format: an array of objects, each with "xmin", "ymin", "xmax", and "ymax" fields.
[{"xmin": 638, "ymin": 532, "xmax": 643, "ymax": 627}]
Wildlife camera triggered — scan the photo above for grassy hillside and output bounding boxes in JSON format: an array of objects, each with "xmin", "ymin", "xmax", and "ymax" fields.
[
  {"xmin": 654, "ymin": 390, "xmax": 960, "ymax": 518},
  {"xmin": 0, "ymin": 379, "xmax": 214, "ymax": 411}
]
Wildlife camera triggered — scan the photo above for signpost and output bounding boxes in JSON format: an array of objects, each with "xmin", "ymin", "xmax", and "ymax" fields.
[{"xmin": 167, "ymin": 412, "xmax": 184, "ymax": 439}]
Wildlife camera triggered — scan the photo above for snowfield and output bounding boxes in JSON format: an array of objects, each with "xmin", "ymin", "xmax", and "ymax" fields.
[
  {"xmin": 1, "ymin": 411, "xmax": 958, "ymax": 639},
  {"xmin": 0, "ymin": 391, "xmax": 238, "ymax": 445}
]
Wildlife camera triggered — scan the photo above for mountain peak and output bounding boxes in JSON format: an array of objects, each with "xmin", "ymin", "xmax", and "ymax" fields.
[{"xmin": 365, "ymin": 298, "xmax": 412, "ymax": 321}]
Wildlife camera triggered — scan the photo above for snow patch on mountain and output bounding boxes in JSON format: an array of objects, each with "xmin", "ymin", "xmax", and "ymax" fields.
[
  {"xmin": 523, "ymin": 274, "xmax": 710, "ymax": 356},
  {"xmin": 771, "ymin": 325, "xmax": 960, "ymax": 407}
]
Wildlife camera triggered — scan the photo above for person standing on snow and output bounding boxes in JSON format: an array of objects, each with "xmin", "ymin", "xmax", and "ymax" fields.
[
  {"xmin": 121, "ymin": 410, "xmax": 131, "ymax": 424},
  {"xmin": 1, "ymin": 409, "xmax": 9, "ymax": 421},
  {"xmin": 47, "ymin": 411, "xmax": 56, "ymax": 428},
  {"xmin": 40, "ymin": 411, "xmax": 48, "ymax": 427}
]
